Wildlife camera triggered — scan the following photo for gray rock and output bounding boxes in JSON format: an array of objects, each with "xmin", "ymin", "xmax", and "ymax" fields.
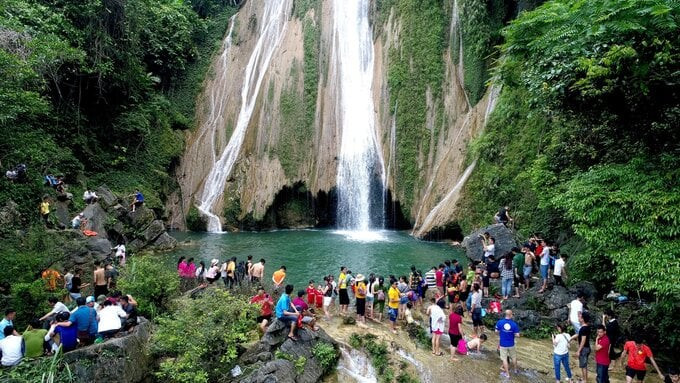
[
  {"xmin": 569, "ymin": 281, "xmax": 598, "ymax": 300},
  {"xmin": 128, "ymin": 206, "xmax": 155, "ymax": 229},
  {"xmin": 111, "ymin": 204, "xmax": 128, "ymax": 221},
  {"xmin": 0, "ymin": 200, "xmax": 21, "ymax": 228},
  {"xmin": 54, "ymin": 200, "xmax": 71, "ymax": 228},
  {"xmin": 83, "ymin": 203, "xmax": 108, "ymax": 238},
  {"xmin": 144, "ymin": 220, "xmax": 166, "ymax": 242},
  {"xmin": 63, "ymin": 317, "xmax": 151, "ymax": 383},
  {"xmin": 512, "ymin": 309, "xmax": 542, "ymax": 329},
  {"xmin": 127, "ymin": 239, "xmax": 145, "ymax": 253},
  {"xmin": 237, "ymin": 359, "xmax": 296, "ymax": 383},
  {"xmin": 461, "ymin": 224, "xmax": 518, "ymax": 262},
  {"xmin": 550, "ymin": 307, "xmax": 569, "ymax": 321},
  {"xmin": 86, "ymin": 237, "xmax": 112, "ymax": 260},
  {"xmin": 153, "ymin": 232, "xmax": 177, "ymax": 250},
  {"xmin": 96, "ymin": 185, "xmax": 119, "ymax": 210},
  {"xmin": 543, "ymin": 286, "xmax": 572, "ymax": 310}
]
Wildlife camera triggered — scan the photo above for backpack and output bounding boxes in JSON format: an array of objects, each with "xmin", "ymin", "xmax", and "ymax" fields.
[{"xmin": 377, "ymin": 288, "xmax": 386, "ymax": 301}]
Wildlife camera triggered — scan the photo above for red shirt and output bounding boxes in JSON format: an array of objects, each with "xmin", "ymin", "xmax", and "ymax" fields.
[
  {"xmin": 595, "ymin": 335, "xmax": 611, "ymax": 365},
  {"xmin": 624, "ymin": 341, "xmax": 653, "ymax": 371},
  {"xmin": 250, "ymin": 294, "xmax": 273, "ymax": 317},
  {"xmin": 306, "ymin": 287, "xmax": 316, "ymax": 304},
  {"xmin": 315, "ymin": 291, "xmax": 323, "ymax": 308},
  {"xmin": 435, "ymin": 270, "xmax": 444, "ymax": 287},
  {"xmin": 448, "ymin": 312, "xmax": 462, "ymax": 335}
]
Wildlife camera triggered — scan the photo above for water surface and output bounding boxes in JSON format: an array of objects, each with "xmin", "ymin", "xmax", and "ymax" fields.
[{"xmin": 168, "ymin": 230, "xmax": 463, "ymax": 288}]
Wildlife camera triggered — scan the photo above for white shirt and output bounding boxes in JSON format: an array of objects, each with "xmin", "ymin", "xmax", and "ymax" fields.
[
  {"xmin": 471, "ymin": 291, "xmax": 482, "ymax": 308},
  {"xmin": 97, "ymin": 305, "xmax": 127, "ymax": 332},
  {"xmin": 49, "ymin": 302, "xmax": 70, "ymax": 317},
  {"xmin": 483, "ymin": 244, "xmax": 495, "ymax": 258},
  {"xmin": 0, "ymin": 335, "xmax": 24, "ymax": 366},
  {"xmin": 540, "ymin": 247, "xmax": 551, "ymax": 266},
  {"xmin": 429, "ymin": 305, "xmax": 446, "ymax": 332},
  {"xmin": 554, "ymin": 258, "xmax": 565, "ymax": 276},
  {"xmin": 114, "ymin": 244, "xmax": 126, "ymax": 258},
  {"xmin": 569, "ymin": 299, "xmax": 583, "ymax": 324},
  {"xmin": 553, "ymin": 332, "xmax": 570, "ymax": 355}
]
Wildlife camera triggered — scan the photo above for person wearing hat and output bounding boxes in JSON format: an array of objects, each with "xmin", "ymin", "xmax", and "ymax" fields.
[
  {"xmin": 355, "ymin": 274, "xmax": 367, "ymax": 326},
  {"xmin": 56, "ymin": 296, "xmax": 98, "ymax": 345}
]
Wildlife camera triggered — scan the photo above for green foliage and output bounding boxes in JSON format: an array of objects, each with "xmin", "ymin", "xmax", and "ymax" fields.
[
  {"xmin": 118, "ymin": 255, "xmax": 180, "ymax": 318},
  {"xmin": 186, "ymin": 205, "xmax": 207, "ymax": 232},
  {"xmin": 522, "ymin": 320, "xmax": 554, "ymax": 340},
  {"xmin": 386, "ymin": 0, "xmax": 446, "ymax": 216},
  {"xmin": 152, "ymin": 289, "xmax": 258, "ymax": 383},
  {"xmin": 554, "ymin": 158, "xmax": 680, "ymax": 298},
  {"xmin": 12, "ymin": 280, "xmax": 64, "ymax": 327},
  {"xmin": 0, "ymin": 347, "xmax": 74, "ymax": 383},
  {"xmin": 405, "ymin": 322, "xmax": 430, "ymax": 349},
  {"xmin": 312, "ymin": 342, "xmax": 339, "ymax": 373},
  {"xmin": 349, "ymin": 333, "xmax": 391, "ymax": 380}
]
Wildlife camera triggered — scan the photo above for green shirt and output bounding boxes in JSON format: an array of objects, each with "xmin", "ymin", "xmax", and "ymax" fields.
[
  {"xmin": 513, "ymin": 252, "xmax": 525, "ymax": 271},
  {"xmin": 23, "ymin": 329, "xmax": 48, "ymax": 358}
]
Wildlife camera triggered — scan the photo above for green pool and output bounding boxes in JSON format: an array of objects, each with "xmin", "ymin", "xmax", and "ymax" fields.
[{"xmin": 167, "ymin": 230, "xmax": 464, "ymax": 289}]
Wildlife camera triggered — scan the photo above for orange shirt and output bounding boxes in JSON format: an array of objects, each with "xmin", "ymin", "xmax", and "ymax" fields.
[
  {"xmin": 272, "ymin": 269, "xmax": 286, "ymax": 285},
  {"xmin": 41, "ymin": 269, "xmax": 62, "ymax": 291},
  {"xmin": 624, "ymin": 341, "xmax": 653, "ymax": 371}
]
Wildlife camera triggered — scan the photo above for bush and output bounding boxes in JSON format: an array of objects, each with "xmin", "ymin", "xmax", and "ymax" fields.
[
  {"xmin": 0, "ymin": 348, "xmax": 74, "ymax": 382},
  {"xmin": 312, "ymin": 342, "xmax": 339, "ymax": 373},
  {"xmin": 117, "ymin": 255, "xmax": 180, "ymax": 318},
  {"xmin": 151, "ymin": 289, "xmax": 258, "ymax": 383}
]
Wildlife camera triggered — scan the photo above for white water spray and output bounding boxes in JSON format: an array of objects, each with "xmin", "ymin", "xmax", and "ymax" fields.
[
  {"xmin": 332, "ymin": 0, "xmax": 385, "ymax": 235},
  {"xmin": 337, "ymin": 346, "xmax": 377, "ymax": 383},
  {"xmin": 197, "ymin": 1, "xmax": 292, "ymax": 232}
]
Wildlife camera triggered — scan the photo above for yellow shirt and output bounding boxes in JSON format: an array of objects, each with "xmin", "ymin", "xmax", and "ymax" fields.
[
  {"xmin": 388, "ymin": 287, "xmax": 400, "ymax": 309},
  {"xmin": 339, "ymin": 272, "xmax": 347, "ymax": 289},
  {"xmin": 40, "ymin": 202, "xmax": 50, "ymax": 215},
  {"xmin": 272, "ymin": 269, "xmax": 286, "ymax": 285},
  {"xmin": 227, "ymin": 261, "xmax": 235, "ymax": 275},
  {"xmin": 355, "ymin": 282, "xmax": 366, "ymax": 299}
]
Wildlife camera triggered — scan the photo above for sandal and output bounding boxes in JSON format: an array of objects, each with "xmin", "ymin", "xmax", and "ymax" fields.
[{"xmin": 287, "ymin": 335, "xmax": 298, "ymax": 341}]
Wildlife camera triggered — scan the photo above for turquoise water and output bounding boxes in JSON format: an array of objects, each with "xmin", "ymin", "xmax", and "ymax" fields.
[{"xmin": 168, "ymin": 230, "xmax": 464, "ymax": 289}]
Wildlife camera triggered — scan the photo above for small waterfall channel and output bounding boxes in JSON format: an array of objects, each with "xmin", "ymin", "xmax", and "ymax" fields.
[
  {"xmin": 336, "ymin": 346, "xmax": 378, "ymax": 383},
  {"xmin": 332, "ymin": 0, "xmax": 386, "ymax": 237},
  {"xmin": 197, "ymin": 0, "xmax": 292, "ymax": 232}
]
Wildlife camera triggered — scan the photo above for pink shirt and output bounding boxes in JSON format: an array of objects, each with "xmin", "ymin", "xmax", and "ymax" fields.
[{"xmin": 178, "ymin": 261, "xmax": 189, "ymax": 277}]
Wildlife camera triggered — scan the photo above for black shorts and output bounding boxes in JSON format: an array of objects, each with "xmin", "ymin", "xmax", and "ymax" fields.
[
  {"xmin": 356, "ymin": 298, "xmax": 366, "ymax": 316},
  {"xmin": 449, "ymin": 333, "xmax": 462, "ymax": 345},
  {"xmin": 339, "ymin": 289, "xmax": 350, "ymax": 305},
  {"xmin": 472, "ymin": 308, "xmax": 483, "ymax": 326},
  {"xmin": 482, "ymin": 275, "xmax": 490, "ymax": 287},
  {"xmin": 94, "ymin": 285, "xmax": 108, "ymax": 298},
  {"xmin": 625, "ymin": 366, "xmax": 646, "ymax": 381},
  {"xmin": 513, "ymin": 274, "xmax": 523, "ymax": 287},
  {"xmin": 256, "ymin": 314, "xmax": 272, "ymax": 323}
]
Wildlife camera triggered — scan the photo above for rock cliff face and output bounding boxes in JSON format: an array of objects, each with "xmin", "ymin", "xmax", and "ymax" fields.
[{"xmin": 169, "ymin": 0, "xmax": 501, "ymax": 237}]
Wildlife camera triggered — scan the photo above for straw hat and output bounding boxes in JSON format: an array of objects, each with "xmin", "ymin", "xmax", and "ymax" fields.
[
  {"xmin": 211, "ymin": 258, "xmax": 219, "ymax": 266},
  {"xmin": 355, "ymin": 274, "xmax": 365, "ymax": 282}
]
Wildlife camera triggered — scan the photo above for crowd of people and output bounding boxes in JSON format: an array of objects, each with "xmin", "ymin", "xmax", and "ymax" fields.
[
  {"xmin": 181, "ymin": 235, "xmax": 677, "ymax": 383},
  {"xmin": 0, "ymin": 289, "xmax": 139, "ymax": 367}
]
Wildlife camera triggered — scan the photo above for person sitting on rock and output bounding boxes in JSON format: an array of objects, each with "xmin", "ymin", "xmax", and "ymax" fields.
[
  {"xmin": 120, "ymin": 295, "xmax": 137, "ymax": 332},
  {"xmin": 83, "ymin": 188, "xmax": 98, "ymax": 204},
  {"xmin": 250, "ymin": 287, "xmax": 274, "ymax": 333},
  {"xmin": 96, "ymin": 300, "xmax": 128, "ymax": 339},
  {"xmin": 494, "ymin": 206, "xmax": 513, "ymax": 227},
  {"xmin": 292, "ymin": 290, "xmax": 319, "ymax": 331},
  {"xmin": 0, "ymin": 326, "xmax": 24, "ymax": 366},
  {"xmin": 130, "ymin": 189, "xmax": 144, "ymax": 212},
  {"xmin": 54, "ymin": 176, "xmax": 65, "ymax": 194},
  {"xmin": 71, "ymin": 212, "xmax": 85, "ymax": 230},
  {"xmin": 275, "ymin": 284, "xmax": 300, "ymax": 341},
  {"xmin": 45, "ymin": 312, "xmax": 77, "ymax": 353},
  {"xmin": 38, "ymin": 296, "xmax": 69, "ymax": 323}
]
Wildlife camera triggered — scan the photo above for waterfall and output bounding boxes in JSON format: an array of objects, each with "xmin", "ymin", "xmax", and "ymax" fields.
[
  {"xmin": 337, "ymin": 346, "xmax": 377, "ymax": 383},
  {"xmin": 196, "ymin": 0, "xmax": 292, "ymax": 232},
  {"xmin": 332, "ymin": 0, "xmax": 386, "ymax": 235}
]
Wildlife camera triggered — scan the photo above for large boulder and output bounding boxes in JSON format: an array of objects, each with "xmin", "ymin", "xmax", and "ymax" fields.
[
  {"xmin": 143, "ymin": 220, "xmax": 166, "ymax": 242},
  {"xmin": 96, "ymin": 185, "xmax": 119, "ymax": 210},
  {"xmin": 128, "ymin": 205, "xmax": 155, "ymax": 229},
  {"xmin": 54, "ymin": 200, "xmax": 71, "ymax": 228},
  {"xmin": 63, "ymin": 317, "xmax": 152, "ymax": 383},
  {"xmin": 543, "ymin": 285, "xmax": 572, "ymax": 310},
  {"xmin": 236, "ymin": 319, "xmax": 338, "ymax": 383},
  {"xmin": 153, "ymin": 232, "xmax": 177, "ymax": 250},
  {"xmin": 86, "ymin": 237, "xmax": 113, "ymax": 260},
  {"xmin": 83, "ymin": 203, "xmax": 108, "ymax": 238},
  {"xmin": 0, "ymin": 200, "xmax": 21, "ymax": 227},
  {"xmin": 569, "ymin": 281, "xmax": 598, "ymax": 300},
  {"xmin": 461, "ymin": 224, "xmax": 518, "ymax": 262}
]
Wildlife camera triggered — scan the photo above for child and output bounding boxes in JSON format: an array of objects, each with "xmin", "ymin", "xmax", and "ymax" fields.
[
  {"xmin": 405, "ymin": 302, "xmax": 415, "ymax": 324},
  {"xmin": 466, "ymin": 333, "xmax": 488, "ymax": 353}
]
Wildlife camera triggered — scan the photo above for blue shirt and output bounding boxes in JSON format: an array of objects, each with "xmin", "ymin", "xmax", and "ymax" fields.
[
  {"xmin": 55, "ymin": 325, "xmax": 78, "ymax": 352},
  {"xmin": 496, "ymin": 318, "xmax": 520, "ymax": 347},
  {"xmin": 69, "ymin": 306, "xmax": 98, "ymax": 335},
  {"xmin": 275, "ymin": 294, "xmax": 291, "ymax": 318},
  {"xmin": 135, "ymin": 192, "xmax": 144, "ymax": 202},
  {"xmin": 0, "ymin": 318, "xmax": 12, "ymax": 340}
]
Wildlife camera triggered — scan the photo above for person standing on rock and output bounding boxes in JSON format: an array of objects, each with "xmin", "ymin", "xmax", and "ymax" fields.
[
  {"xmin": 429, "ymin": 299, "xmax": 446, "ymax": 356},
  {"xmin": 481, "ymin": 234, "xmax": 496, "ymax": 264},
  {"xmin": 275, "ymin": 284, "xmax": 300, "ymax": 341},
  {"xmin": 39, "ymin": 195, "xmax": 50, "ymax": 226},
  {"xmin": 512, "ymin": 247, "xmax": 524, "ymax": 296},
  {"xmin": 522, "ymin": 246, "xmax": 535, "ymax": 290},
  {"xmin": 249, "ymin": 258, "xmax": 265, "ymax": 283},
  {"xmin": 338, "ymin": 267, "xmax": 350, "ymax": 316},
  {"xmin": 448, "ymin": 305, "xmax": 465, "ymax": 362},
  {"xmin": 603, "ymin": 309, "xmax": 621, "ymax": 370},
  {"xmin": 569, "ymin": 292, "xmax": 586, "ymax": 333},
  {"xmin": 495, "ymin": 206, "xmax": 513, "ymax": 227},
  {"xmin": 245, "ymin": 255, "xmax": 253, "ymax": 282},
  {"xmin": 93, "ymin": 261, "xmax": 108, "ymax": 298},
  {"xmin": 495, "ymin": 309, "xmax": 521, "ymax": 378},
  {"xmin": 387, "ymin": 280, "xmax": 400, "ymax": 334},
  {"xmin": 501, "ymin": 254, "xmax": 514, "ymax": 300},
  {"xmin": 571, "ymin": 311, "xmax": 592, "ymax": 382},
  {"xmin": 355, "ymin": 274, "xmax": 367, "ymax": 326},
  {"xmin": 470, "ymin": 283, "xmax": 484, "ymax": 335},
  {"xmin": 553, "ymin": 253, "xmax": 568, "ymax": 287},
  {"xmin": 112, "ymin": 242, "xmax": 126, "ymax": 266},
  {"xmin": 538, "ymin": 240, "xmax": 552, "ymax": 293}
]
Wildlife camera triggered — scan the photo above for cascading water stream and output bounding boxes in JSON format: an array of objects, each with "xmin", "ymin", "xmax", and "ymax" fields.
[
  {"xmin": 332, "ymin": 0, "xmax": 386, "ymax": 238},
  {"xmin": 196, "ymin": 0, "xmax": 292, "ymax": 232},
  {"xmin": 337, "ymin": 346, "xmax": 377, "ymax": 383}
]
